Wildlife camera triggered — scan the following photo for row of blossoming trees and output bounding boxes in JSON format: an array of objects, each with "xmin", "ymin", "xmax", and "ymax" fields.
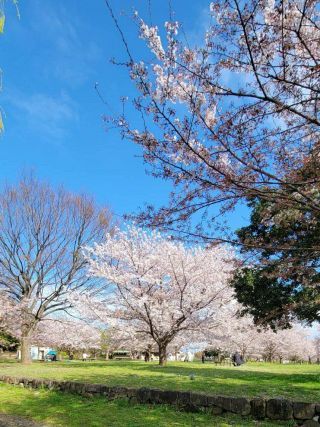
[{"xmin": 0, "ymin": 176, "xmax": 317, "ymax": 365}]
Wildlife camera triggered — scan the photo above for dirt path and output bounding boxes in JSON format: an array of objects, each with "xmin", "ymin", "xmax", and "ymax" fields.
[{"xmin": 0, "ymin": 414, "xmax": 46, "ymax": 427}]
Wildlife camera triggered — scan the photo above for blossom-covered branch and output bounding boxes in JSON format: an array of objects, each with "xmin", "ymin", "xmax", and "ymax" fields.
[{"xmin": 104, "ymin": 0, "xmax": 320, "ymax": 246}]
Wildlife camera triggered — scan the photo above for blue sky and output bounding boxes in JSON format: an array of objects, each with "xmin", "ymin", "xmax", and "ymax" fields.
[{"xmin": 0, "ymin": 0, "xmax": 215, "ymax": 218}]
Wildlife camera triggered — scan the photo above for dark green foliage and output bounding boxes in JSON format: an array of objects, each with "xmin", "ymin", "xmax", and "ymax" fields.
[
  {"xmin": 232, "ymin": 268, "xmax": 319, "ymax": 329},
  {"xmin": 204, "ymin": 348, "xmax": 221, "ymax": 358},
  {"xmin": 0, "ymin": 330, "xmax": 19, "ymax": 351},
  {"xmin": 233, "ymin": 192, "xmax": 320, "ymax": 327}
]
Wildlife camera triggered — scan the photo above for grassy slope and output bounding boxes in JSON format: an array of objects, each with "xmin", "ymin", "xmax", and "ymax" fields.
[
  {"xmin": 0, "ymin": 383, "xmax": 296, "ymax": 427},
  {"xmin": 0, "ymin": 360, "xmax": 319, "ymax": 402}
]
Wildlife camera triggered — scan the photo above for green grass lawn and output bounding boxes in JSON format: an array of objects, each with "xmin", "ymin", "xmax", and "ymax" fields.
[
  {"xmin": 0, "ymin": 383, "xmax": 296, "ymax": 426},
  {"xmin": 0, "ymin": 360, "xmax": 319, "ymax": 402}
]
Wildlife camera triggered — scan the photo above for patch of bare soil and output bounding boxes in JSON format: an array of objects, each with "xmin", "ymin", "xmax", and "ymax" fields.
[{"xmin": 0, "ymin": 414, "xmax": 46, "ymax": 427}]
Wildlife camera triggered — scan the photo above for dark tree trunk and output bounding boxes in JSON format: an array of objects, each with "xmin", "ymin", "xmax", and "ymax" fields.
[{"xmin": 158, "ymin": 344, "xmax": 167, "ymax": 366}]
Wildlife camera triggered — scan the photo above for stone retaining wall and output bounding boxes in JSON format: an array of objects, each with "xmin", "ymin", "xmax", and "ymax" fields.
[{"xmin": 1, "ymin": 375, "xmax": 319, "ymax": 425}]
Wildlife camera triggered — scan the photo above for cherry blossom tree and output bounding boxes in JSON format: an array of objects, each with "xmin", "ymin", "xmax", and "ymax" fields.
[
  {"xmin": 69, "ymin": 293, "xmax": 157, "ymax": 359},
  {"xmin": 99, "ymin": 322, "xmax": 150, "ymax": 359},
  {"xmin": 0, "ymin": 291, "xmax": 25, "ymax": 340},
  {"xmin": 83, "ymin": 226, "xmax": 235, "ymax": 365},
  {"xmin": 219, "ymin": 315, "xmax": 263, "ymax": 360},
  {"xmin": 34, "ymin": 319, "xmax": 102, "ymax": 358},
  {"xmin": 314, "ymin": 332, "xmax": 320, "ymax": 364},
  {"xmin": 0, "ymin": 176, "xmax": 113, "ymax": 364},
  {"xmin": 103, "ymin": 0, "xmax": 320, "ymax": 250},
  {"xmin": 241, "ymin": 325, "xmax": 314, "ymax": 362},
  {"xmin": 258, "ymin": 327, "xmax": 309, "ymax": 362},
  {"xmin": 205, "ymin": 314, "xmax": 314, "ymax": 362}
]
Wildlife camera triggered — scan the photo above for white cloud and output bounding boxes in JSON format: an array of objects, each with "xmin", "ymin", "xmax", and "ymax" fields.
[
  {"xmin": 7, "ymin": 90, "xmax": 78, "ymax": 140},
  {"xmin": 29, "ymin": 1, "xmax": 102, "ymax": 87},
  {"xmin": 181, "ymin": 3, "xmax": 212, "ymax": 47}
]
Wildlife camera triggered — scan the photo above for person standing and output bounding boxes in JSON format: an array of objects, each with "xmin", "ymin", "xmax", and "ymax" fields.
[{"xmin": 232, "ymin": 351, "xmax": 244, "ymax": 366}]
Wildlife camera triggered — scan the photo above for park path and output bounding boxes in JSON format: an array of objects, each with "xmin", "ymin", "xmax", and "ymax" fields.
[{"xmin": 0, "ymin": 414, "xmax": 46, "ymax": 427}]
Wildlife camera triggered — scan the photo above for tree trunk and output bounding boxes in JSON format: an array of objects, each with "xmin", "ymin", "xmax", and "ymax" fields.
[
  {"xmin": 105, "ymin": 350, "xmax": 109, "ymax": 360},
  {"xmin": 20, "ymin": 334, "xmax": 31, "ymax": 364},
  {"xmin": 158, "ymin": 344, "xmax": 167, "ymax": 366}
]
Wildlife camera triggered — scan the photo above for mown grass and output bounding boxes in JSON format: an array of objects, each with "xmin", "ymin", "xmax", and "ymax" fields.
[
  {"xmin": 0, "ymin": 383, "xmax": 296, "ymax": 426},
  {"xmin": 1, "ymin": 360, "xmax": 319, "ymax": 402}
]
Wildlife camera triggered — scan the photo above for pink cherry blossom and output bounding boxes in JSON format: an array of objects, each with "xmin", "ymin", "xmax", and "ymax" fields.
[{"xmin": 81, "ymin": 225, "xmax": 235, "ymax": 365}]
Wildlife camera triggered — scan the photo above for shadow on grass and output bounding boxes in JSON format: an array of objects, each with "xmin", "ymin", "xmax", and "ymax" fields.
[
  {"xmin": 0, "ymin": 383, "xmax": 296, "ymax": 427},
  {"xmin": 1, "ymin": 360, "xmax": 319, "ymax": 402},
  {"xmin": 132, "ymin": 363, "xmax": 319, "ymax": 399},
  {"xmin": 0, "ymin": 383, "xmax": 193, "ymax": 427}
]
